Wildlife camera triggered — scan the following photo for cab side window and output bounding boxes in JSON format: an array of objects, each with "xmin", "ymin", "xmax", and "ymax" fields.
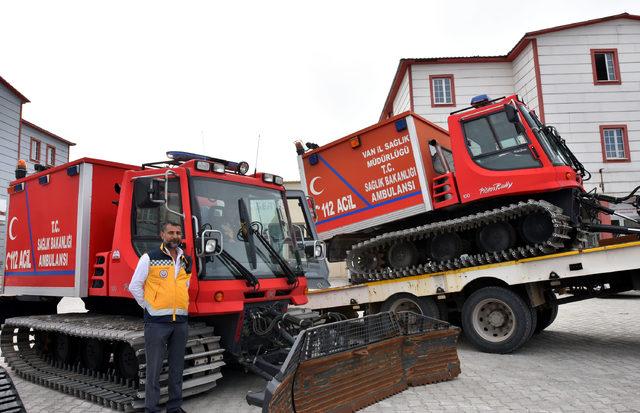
[{"xmin": 131, "ymin": 177, "xmax": 184, "ymax": 256}]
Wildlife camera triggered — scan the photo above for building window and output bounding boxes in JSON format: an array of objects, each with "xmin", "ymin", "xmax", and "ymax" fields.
[
  {"xmin": 46, "ymin": 145, "xmax": 56, "ymax": 166},
  {"xmin": 30, "ymin": 138, "xmax": 41, "ymax": 162},
  {"xmin": 600, "ymin": 125, "xmax": 630, "ymax": 162},
  {"xmin": 429, "ymin": 74, "xmax": 455, "ymax": 107},
  {"xmin": 591, "ymin": 49, "xmax": 621, "ymax": 85}
]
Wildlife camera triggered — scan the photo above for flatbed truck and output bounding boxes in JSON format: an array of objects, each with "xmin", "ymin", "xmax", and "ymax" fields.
[
  {"xmin": 287, "ymin": 186, "xmax": 640, "ymax": 354},
  {"xmin": 299, "ymin": 238, "xmax": 640, "ymax": 353}
]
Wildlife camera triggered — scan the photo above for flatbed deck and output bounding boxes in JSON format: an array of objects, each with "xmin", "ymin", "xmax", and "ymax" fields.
[{"xmin": 304, "ymin": 240, "xmax": 640, "ymax": 311}]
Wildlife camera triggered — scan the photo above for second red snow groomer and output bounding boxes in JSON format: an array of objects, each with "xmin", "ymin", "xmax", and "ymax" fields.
[{"xmin": 297, "ymin": 95, "xmax": 640, "ymax": 282}]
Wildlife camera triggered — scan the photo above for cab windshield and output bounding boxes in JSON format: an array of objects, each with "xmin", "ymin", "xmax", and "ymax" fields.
[
  {"xmin": 518, "ymin": 105, "xmax": 570, "ymax": 166},
  {"xmin": 191, "ymin": 177, "xmax": 300, "ymax": 280},
  {"xmin": 462, "ymin": 109, "xmax": 541, "ymax": 170}
]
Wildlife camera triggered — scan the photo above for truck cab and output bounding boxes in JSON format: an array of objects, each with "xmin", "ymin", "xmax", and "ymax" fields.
[
  {"xmin": 444, "ymin": 95, "xmax": 583, "ymax": 206},
  {"xmin": 103, "ymin": 152, "xmax": 309, "ymax": 316}
]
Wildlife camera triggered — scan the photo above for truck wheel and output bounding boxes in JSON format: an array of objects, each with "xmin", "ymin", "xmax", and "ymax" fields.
[
  {"xmin": 380, "ymin": 293, "xmax": 440, "ymax": 318},
  {"xmin": 462, "ymin": 286, "xmax": 534, "ymax": 354},
  {"xmin": 534, "ymin": 291, "xmax": 558, "ymax": 334}
]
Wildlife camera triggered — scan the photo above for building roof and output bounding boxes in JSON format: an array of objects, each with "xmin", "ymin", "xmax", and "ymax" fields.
[
  {"xmin": 21, "ymin": 119, "xmax": 76, "ymax": 146},
  {"xmin": 0, "ymin": 75, "xmax": 29, "ymax": 103},
  {"xmin": 380, "ymin": 12, "xmax": 640, "ymax": 119}
]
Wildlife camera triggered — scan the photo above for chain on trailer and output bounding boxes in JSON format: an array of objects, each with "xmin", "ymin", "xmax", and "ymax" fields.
[
  {"xmin": 347, "ymin": 200, "xmax": 588, "ymax": 283},
  {"xmin": 0, "ymin": 314, "xmax": 224, "ymax": 411},
  {"xmin": 248, "ymin": 311, "xmax": 461, "ymax": 412}
]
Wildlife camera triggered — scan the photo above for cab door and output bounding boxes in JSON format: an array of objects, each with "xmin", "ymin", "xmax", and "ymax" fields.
[{"xmin": 286, "ymin": 190, "xmax": 330, "ymax": 289}]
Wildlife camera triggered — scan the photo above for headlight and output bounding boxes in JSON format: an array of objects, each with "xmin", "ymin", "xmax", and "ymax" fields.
[
  {"xmin": 195, "ymin": 161, "xmax": 210, "ymax": 172},
  {"xmin": 263, "ymin": 173, "xmax": 274, "ymax": 183},
  {"xmin": 212, "ymin": 162, "xmax": 226, "ymax": 173},
  {"xmin": 205, "ymin": 239, "xmax": 218, "ymax": 253}
]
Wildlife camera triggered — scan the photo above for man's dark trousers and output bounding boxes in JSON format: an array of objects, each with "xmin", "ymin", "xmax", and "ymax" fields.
[{"xmin": 144, "ymin": 321, "xmax": 188, "ymax": 413}]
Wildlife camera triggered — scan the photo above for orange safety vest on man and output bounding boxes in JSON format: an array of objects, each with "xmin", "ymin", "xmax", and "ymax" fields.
[{"xmin": 142, "ymin": 244, "xmax": 192, "ymax": 322}]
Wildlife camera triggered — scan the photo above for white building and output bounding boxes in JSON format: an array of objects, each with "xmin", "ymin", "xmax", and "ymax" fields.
[{"xmin": 380, "ymin": 12, "xmax": 640, "ymax": 222}]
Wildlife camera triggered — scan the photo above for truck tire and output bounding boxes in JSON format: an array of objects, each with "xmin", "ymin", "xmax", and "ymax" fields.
[
  {"xmin": 380, "ymin": 293, "xmax": 440, "ymax": 319},
  {"xmin": 461, "ymin": 286, "xmax": 534, "ymax": 354},
  {"xmin": 534, "ymin": 291, "xmax": 558, "ymax": 334}
]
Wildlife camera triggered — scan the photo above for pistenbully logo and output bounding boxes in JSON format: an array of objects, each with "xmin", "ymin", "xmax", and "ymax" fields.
[{"xmin": 479, "ymin": 181, "xmax": 513, "ymax": 195}]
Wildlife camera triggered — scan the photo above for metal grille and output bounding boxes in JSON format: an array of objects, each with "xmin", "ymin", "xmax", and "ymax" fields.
[
  {"xmin": 274, "ymin": 311, "xmax": 451, "ymax": 381},
  {"xmin": 262, "ymin": 311, "xmax": 461, "ymax": 411},
  {"xmin": 299, "ymin": 312, "xmax": 400, "ymax": 361},
  {"xmin": 395, "ymin": 311, "xmax": 451, "ymax": 335}
]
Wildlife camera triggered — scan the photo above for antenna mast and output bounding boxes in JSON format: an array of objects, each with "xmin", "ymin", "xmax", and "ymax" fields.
[{"xmin": 253, "ymin": 133, "xmax": 261, "ymax": 174}]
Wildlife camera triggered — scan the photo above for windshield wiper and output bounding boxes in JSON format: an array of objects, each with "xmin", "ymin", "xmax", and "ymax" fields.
[
  {"xmin": 237, "ymin": 198, "xmax": 300, "ymax": 285},
  {"xmin": 238, "ymin": 198, "xmax": 258, "ymax": 269},
  {"xmin": 249, "ymin": 226, "xmax": 300, "ymax": 285},
  {"xmin": 217, "ymin": 249, "xmax": 259, "ymax": 288}
]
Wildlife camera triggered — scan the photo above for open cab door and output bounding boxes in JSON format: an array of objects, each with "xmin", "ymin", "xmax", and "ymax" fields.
[{"xmin": 286, "ymin": 190, "xmax": 330, "ymax": 289}]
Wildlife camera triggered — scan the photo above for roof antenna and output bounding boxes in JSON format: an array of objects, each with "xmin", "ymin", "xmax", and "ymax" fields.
[{"xmin": 253, "ymin": 133, "xmax": 261, "ymax": 174}]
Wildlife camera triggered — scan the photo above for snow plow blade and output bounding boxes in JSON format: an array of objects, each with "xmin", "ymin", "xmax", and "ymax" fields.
[{"xmin": 248, "ymin": 311, "xmax": 460, "ymax": 412}]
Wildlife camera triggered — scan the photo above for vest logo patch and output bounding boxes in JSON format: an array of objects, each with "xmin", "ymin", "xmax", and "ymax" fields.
[{"xmin": 159, "ymin": 270, "xmax": 169, "ymax": 278}]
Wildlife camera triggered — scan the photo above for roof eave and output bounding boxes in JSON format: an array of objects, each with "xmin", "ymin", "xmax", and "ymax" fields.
[
  {"xmin": 379, "ymin": 59, "xmax": 412, "ymax": 121},
  {"xmin": 0, "ymin": 75, "xmax": 29, "ymax": 103},
  {"xmin": 21, "ymin": 119, "xmax": 76, "ymax": 146}
]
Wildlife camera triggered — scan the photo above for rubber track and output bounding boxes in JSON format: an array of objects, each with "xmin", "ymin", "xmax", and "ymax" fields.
[
  {"xmin": 0, "ymin": 314, "xmax": 224, "ymax": 411},
  {"xmin": 0, "ymin": 366, "xmax": 25, "ymax": 412},
  {"xmin": 347, "ymin": 200, "xmax": 576, "ymax": 283}
]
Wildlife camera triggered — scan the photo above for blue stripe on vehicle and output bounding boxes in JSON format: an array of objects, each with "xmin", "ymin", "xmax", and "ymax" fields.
[
  {"xmin": 5, "ymin": 270, "xmax": 75, "ymax": 276},
  {"xmin": 316, "ymin": 190, "xmax": 421, "ymax": 225},
  {"xmin": 317, "ymin": 155, "xmax": 372, "ymax": 207}
]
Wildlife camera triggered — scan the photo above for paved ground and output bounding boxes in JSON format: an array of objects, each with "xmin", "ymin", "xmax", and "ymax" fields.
[{"xmin": 3, "ymin": 294, "xmax": 640, "ymax": 412}]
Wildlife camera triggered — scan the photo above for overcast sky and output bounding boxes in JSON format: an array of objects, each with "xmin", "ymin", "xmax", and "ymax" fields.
[{"xmin": 2, "ymin": 1, "xmax": 639, "ymax": 180}]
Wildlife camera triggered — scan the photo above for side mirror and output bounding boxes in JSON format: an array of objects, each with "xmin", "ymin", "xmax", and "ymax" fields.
[
  {"xmin": 303, "ymin": 240, "xmax": 325, "ymax": 260},
  {"xmin": 197, "ymin": 229, "xmax": 222, "ymax": 257},
  {"xmin": 312, "ymin": 240, "xmax": 326, "ymax": 259},
  {"xmin": 504, "ymin": 104, "xmax": 519, "ymax": 124},
  {"xmin": 134, "ymin": 178, "xmax": 165, "ymax": 208},
  {"xmin": 150, "ymin": 180, "xmax": 165, "ymax": 204}
]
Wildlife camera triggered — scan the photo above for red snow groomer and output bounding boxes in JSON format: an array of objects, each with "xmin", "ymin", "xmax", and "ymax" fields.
[{"xmin": 296, "ymin": 95, "xmax": 640, "ymax": 283}]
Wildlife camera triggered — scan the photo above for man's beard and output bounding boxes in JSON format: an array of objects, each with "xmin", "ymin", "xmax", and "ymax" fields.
[{"xmin": 165, "ymin": 240, "xmax": 180, "ymax": 249}]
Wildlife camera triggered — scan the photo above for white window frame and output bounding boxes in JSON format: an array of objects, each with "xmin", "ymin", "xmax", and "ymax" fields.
[
  {"xmin": 432, "ymin": 77, "xmax": 453, "ymax": 105},
  {"xmin": 603, "ymin": 128, "xmax": 626, "ymax": 160}
]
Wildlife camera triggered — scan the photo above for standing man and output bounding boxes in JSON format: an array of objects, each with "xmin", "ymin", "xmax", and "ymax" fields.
[{"xmin": 129, "ymin": 221, "xmax": 192, "ymax": 413}]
